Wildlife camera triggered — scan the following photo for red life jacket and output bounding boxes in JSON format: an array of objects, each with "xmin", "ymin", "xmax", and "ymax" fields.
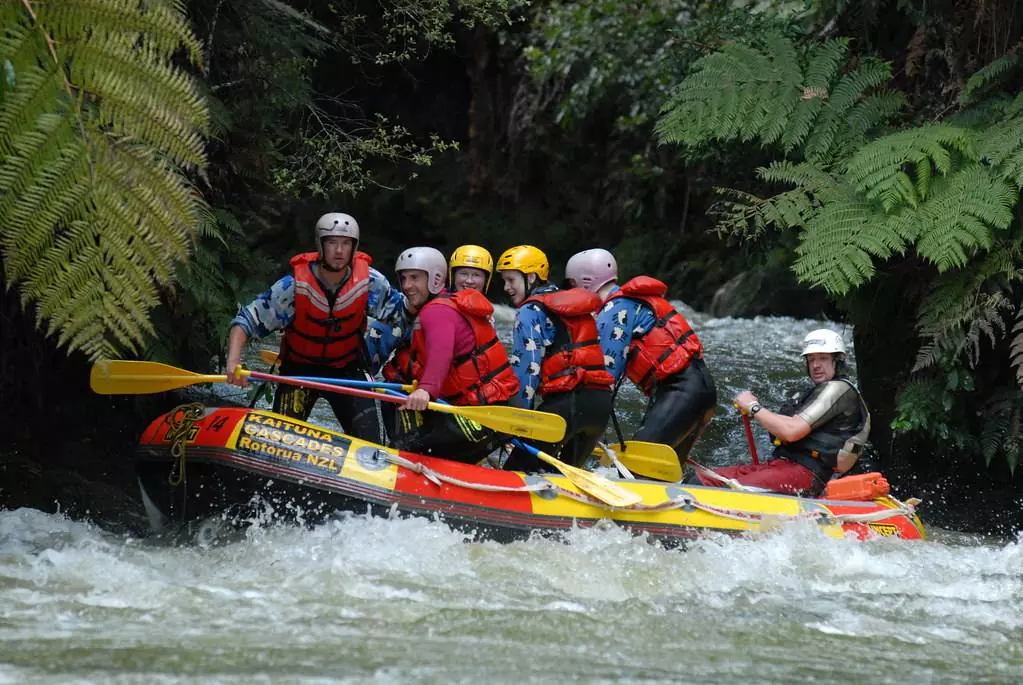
[
  {"xmin": 521, "ymin": 289, "xmax": 614, "ymax": 396},
  {"xmin": 382, "ymin": 346, "xmax": 412, "ymax": 384},
  {"xmin": 398, "ymin": 289, "xmax": 519, "ymax": 406},
  {"xmin": 606, "ymin": 276, "xmax": 703, "ymax": 395},
  {"xmin": 280, "ymin": 251, "xmax": 371, "ymax": 368}
]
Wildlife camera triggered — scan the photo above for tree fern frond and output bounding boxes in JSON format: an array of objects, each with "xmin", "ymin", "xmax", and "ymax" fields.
[
  {"xmin": 844, "ymin": 124, "xmax": 978, "ymax": 210},
  {"xmin": 913, "ymin": 242, "xmax": 1022, "ymax": 372},
  {"xmin": 792, "ymin": 192, "xmax": 902, "ymax": 294},
  {"xmin": 41, "ymin": 0, "xmax": 203, "ymax": 65},
  {"xmin": 658, "ymin": 34, "xmax": 822, "ymax": 150},
  {"xmin": 0, "ymin": 0, "xmax": 210, "ymax": 359},
  {"xmin": 978, "ymin": 391, "xmax": 1021, "ymax": 471},
  {"xmin": 658, "ymin": 35, "xmax": 902, "ymax": 164},
  {"xmin": 959, "ymin": 54, "xmax": 1023, "ymax": 105},
  {"xmin": 909, "ymin": 168, "xmax": 1015, "ymax": 271},
  {"xmin": 845, "ymin": 91, "xmax": 906, "ymax": 139},
  {"xmin": 976, "ymin": 115, "xmax": 1023, "ymax": 188},
  {"xmin": 757, "ymin": 160, "xmax": 837, "ymax": 190},
  {"xmin": 1010, "ymin": 92, "xmax": 1023, "ymax": 117},
  {"xmin": 709, "ymin": 186, "xmax": 818, "ymax": 237},
  {"xmin": 802, "ymin": 39, "xmax": 850, "ymax": 90},
  {"xmin": 1012, "ymin": 309, "xmax": 1023, "ymax": 387},
  {"xmin": 804, "ymin": 58, "xmax": 897, "ymax": 164},
  {"xmin": 69, "ymin": 37, "xmax": 208, "ymax": 166}
]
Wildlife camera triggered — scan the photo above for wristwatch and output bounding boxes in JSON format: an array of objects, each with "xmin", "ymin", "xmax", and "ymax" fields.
[{"xmin": 749, "ymin": 402, "xmax": 763, "ymax": 416}]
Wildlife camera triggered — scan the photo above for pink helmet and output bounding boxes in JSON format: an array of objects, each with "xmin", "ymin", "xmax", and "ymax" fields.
[{"xmin": 565, "ymin": 249, "xmax": 618, "ymax": 292}]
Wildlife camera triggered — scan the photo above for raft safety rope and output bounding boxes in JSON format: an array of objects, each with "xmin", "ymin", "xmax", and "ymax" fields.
[
  {"xmin": 374, "ymin": 449, "xmax": 920, "ymax": 527},
  {"xmin": 687, "ymin": 459, "xmax": 773, "ymax": 493}
]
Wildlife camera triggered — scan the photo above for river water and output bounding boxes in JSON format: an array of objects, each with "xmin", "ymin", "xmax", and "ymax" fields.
[{"xmin": 2, "ymin": 308, "xmax": 1021, "ymax": 683}]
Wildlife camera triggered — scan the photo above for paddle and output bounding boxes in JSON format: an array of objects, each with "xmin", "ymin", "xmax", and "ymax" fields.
[
  {"xmin": 734, "ymin": 403, "xmax": 760, "ymax": 465},
  {"xmin": 511, "ymin": 440, "xmax": 642, "ymax": 508},
  {"xmin": 300, "ymin": 374, "xmax": 650, "ymax": 504},
  {"xmin": 365, "ymin": 381, "xmax": 642, "ymax": 508},
  {"xmin": 290, "ymin": 376, "xmax": 412, "ymax": 393},
  {"xmin": 89, "ymin": 361, "xmax": 566, "ymax": 443},
  {"xmin": 595, "ymin": 441, "xmax": 682, "ymax": 482}
]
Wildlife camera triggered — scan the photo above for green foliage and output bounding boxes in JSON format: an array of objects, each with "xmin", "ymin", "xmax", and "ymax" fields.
[
  {"xmin": 0, "ymin": 0, "xmax": 209, "ymax": 360},
  {"xmin": 959, "ymin": 54, "xmax": 1022, "ymax": 105},
  {"xmin": 912, "ymin": 242, "xmax": 1022, "ymax": 372},
  {"xmin": 791, "ymin": 190, "xmax": 903, "ymax": 293},
  {"xmin": 146, "ymin": 207, "xmax": 279, "ymax": 369},
  {"xmin": 659, "ymin": 30, "xmax": 1023, "ymax": 471},
  {"xmin": 978, "ymin": 390, "xmax": 1022, "ymax": 473},
  {"xmin": 521, "ymin": 0, "xmax": 788, "ymax": 135},
  {"xmin": 844, "ymin": 125, "xmax": 975, "ymax": 210},
  {"xmin": 1012, "ymin": 309, "xmax": 1023, "ymax": 387},
  {"xmin": 657, "ymin": 34, "xmax": 904, "ymax": 164}
]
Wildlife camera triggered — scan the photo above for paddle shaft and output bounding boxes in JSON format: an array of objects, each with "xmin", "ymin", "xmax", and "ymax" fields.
[
  {"xmin": 368, "ymin": 382, "xmax": 641, "ymax": 508},
  {"xmin": 289, "ymin": 376, "xmax": 412, "ymax": 393},
  {"xmin": 741, "ymin": 413, "xmax": 760, "ymax": 464},
  {"xmin": 246, "ymin": 370, "xmax": 410, "ymax": 407}
]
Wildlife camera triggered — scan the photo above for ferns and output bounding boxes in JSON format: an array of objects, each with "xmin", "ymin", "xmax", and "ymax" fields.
[
  {"xmin": 913, "ymin": 244, "xmax": 1022, "ymax": 373},
  {"xmin": 959, "ymin": 54, "xmax": 1022, "ymax": 105},
  {"xmin": 1012, "ymin": 309, "xmax": 1023, "ymax": 387},
  {"xmin": 977, "ymin": 115, "xmax": 1023, "ymax": 187},
  {"xmin": 905, "ymin": 169, "xmax": 1016, "ymax": 271},
  {"xmin": 659, "ymin": 32, "xmax": 1023, "ymax": 470},
  {"xmin": 844, "ymin": 125, "xmax": 976, "ymax": 210},
  {"xmin": 0, "ymin": 0, "xmax": 209, "ymax": 360},
  {"xmin": 657, "ymin": 35, "xmax": 902, "ymax": 164},
  {"xmin": 792, "ymin": 192, "xmax": 904, "ymax": 293}
]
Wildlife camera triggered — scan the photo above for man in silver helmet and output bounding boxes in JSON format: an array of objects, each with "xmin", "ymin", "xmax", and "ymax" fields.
[
  {"xmin": 383, "ymin": 247, "xmax": 519, "ymax": 463},
  {"xmin": 224, "ymin": 212, "xmax": 411, "ymax": 442},
  {"xmin": 698, "ymin": 328, "xmax": 870, "ymax": 495}
]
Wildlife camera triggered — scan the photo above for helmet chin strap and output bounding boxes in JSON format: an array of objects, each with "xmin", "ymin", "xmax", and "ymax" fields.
[{"xmin": 320, "ymin": 258, "xmax": 343, "ymax": 273}]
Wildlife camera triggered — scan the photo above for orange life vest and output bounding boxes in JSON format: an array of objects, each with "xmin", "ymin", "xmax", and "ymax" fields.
[
  {"xmin": 606, "ymin": 276, "xmax": 703, "ymax": 394},
  {"xmin": 280, "ymin": 251, "xmax": 371, "ymax": 368},
  {"xmin": 521, "ymin": 289, "xmax": 614, "ymax": 396},
  {"xmin": 390, "ymin": 290, "xmax": 519, "ymax": 406}
]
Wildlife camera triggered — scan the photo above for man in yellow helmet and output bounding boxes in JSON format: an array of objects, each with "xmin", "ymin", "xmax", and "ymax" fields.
[
  {"xmin": 448, "ymin": 244, "xmax": 494, "ymax": 294},
  {"xmin": 496, "ymin": 245, "xmax": 614, "ymax": 471}
]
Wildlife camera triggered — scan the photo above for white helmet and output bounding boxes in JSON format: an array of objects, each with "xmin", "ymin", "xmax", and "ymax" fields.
[
  {"xmin": 565, "ymin": 249, "xmax": 618, "ymax": 292},
  {"xmin": 801, "ymin": 328, "xmax": 846, "ymax": 356},
  {"xmin": 315, "ymin": 213, "xmax": 360, "ymax": 256},
  {"xmin": 396, "ymin": 246, "xmax": 447, "ymax": 295}
]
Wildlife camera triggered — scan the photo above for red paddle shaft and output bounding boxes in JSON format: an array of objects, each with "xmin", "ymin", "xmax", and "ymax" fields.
[{"xmin": 741, "ymin": 413, "xmax": 760, "ymax": 465}]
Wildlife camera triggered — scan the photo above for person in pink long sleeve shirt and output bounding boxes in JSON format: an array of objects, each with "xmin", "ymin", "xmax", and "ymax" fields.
[{"xmin": 385, "ymin": 247, "xmax": 519, "ymax": 463}]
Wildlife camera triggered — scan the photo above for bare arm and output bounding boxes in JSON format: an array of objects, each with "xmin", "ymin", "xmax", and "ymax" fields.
[
  {"xmin": 224, "ymin": 325, "xmax": 250, "ymax": 387},
  {"xmin": 735, "ymin": 390, "xmax": 812, "ymax": 443}
]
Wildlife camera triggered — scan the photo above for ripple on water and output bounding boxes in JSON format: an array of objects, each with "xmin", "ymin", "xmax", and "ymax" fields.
[{"xmin": 2, "ymin": 509, "xmax": 1020, "ymax": 683}]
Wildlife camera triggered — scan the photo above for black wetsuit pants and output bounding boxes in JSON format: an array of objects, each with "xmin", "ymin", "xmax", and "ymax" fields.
[
  {"xmin": 503, "ymin": 386, "xmax": 613, "ymax": 472},
  {"xmin": 273, "ymin": 362, "xmax": 388, "ymax": 444},
  {"xmin": 390, "ymin": 405, "xmax": 498, "ymax": 464},
  {"xmin": 633, "ymin": 356, "xmax": 717, "ymax": 465}
]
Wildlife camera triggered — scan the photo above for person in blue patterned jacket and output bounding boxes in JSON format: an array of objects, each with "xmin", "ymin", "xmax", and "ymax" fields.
[{"xmin": 224, "ymin": 213, "xmax": 412, "ymax": 442}]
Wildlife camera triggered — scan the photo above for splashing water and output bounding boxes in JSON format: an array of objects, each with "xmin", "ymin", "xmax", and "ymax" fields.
[
  {"xmin": 0, "ymin": 508, "xmax": 1020, "ymax": 683},
  {"xmin": 3, "ymin": 313, "xmax": 1020, "ymax": 682}
]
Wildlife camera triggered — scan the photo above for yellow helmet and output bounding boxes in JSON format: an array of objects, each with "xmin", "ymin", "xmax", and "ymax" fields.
[
  {"xmin": 449, "ymin": 244, "xmax": 494, "ymax": 290},
  {"xmin": 496, "ymin": 245, "xmax": 550, "ymax": 281}
]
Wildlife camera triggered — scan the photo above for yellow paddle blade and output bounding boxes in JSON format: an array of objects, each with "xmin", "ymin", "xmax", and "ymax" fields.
[
  {"xmin": 429, "ymin": 403, "xmax": 567, "ymax": 443},
  {"xmin": 259, "ymin": 349, "xmax": 280, "ymax": 366},
  {"xmin": 598, "ymin": 441, "xmax": 682, "ymax": 482},
  {"xmin": 533, "ymin": 449, "xmax": 643, "ymax": 507},
  {"xmin": 90, "ymin": 360, "xmax": 227, "ymax": 395}
]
